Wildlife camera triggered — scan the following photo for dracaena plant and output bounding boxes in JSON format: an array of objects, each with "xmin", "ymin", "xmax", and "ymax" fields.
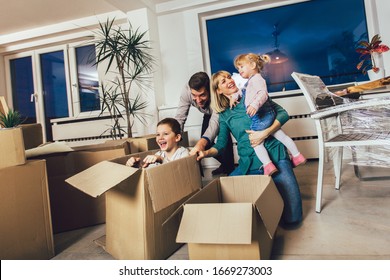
[
  {"xmin": 356, "ymin": 34, "xmax": 389, "ymax": 74},
  {"xmin": 91, "ymin": 18, "xmax": 155, "ymax": 138}
]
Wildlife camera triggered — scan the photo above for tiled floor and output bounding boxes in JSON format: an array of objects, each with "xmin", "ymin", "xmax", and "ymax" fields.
[{"xmin": 52, "ymin": 160, "xmax": 390, "ymax": 260}]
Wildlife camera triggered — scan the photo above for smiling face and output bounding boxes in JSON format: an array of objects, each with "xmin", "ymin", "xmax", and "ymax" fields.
[
  {"xmin": 215, "ymin": 73, "xmax": 239, "ymax": 97},
  {"xmin": 156, "ymin": 123, "xmax": 181, "ymax": 153},
  {"xmin": 190, "ymin": 86, "xmax": 210, "ymax": 108}
]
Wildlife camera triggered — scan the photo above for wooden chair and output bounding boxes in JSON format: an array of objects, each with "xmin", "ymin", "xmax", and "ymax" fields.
[{"xmin": 291, "ymin": 72, "xmax": 390, "ymax": 213}]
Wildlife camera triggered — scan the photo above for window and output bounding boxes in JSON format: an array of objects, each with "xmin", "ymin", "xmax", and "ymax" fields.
[
  {"xmin": 204, "ymin": 0, "xmax": 369, "ymax": 92},
  {"xmin": 5, "ymin": 43, "xmax": 100, "ymax": 141}
]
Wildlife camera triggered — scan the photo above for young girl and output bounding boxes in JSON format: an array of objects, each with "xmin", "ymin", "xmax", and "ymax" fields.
[
  {"xmin": 126, "ymin": 118, "xmax": 189, "ymax": 168},
  {"xmin": 231, "ymin": 53, "xmax": 306, "ymax": 175}
]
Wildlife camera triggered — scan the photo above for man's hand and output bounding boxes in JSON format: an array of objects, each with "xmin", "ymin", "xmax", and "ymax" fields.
[{"xmin": 190, "ymin": 138, "xmax": 208, "ymax": 156}]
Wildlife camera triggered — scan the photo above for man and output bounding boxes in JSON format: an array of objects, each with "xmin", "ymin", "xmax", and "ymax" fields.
[{"xmin": 175, "ymin": 71, "xmax": 235, "ymax": 175}]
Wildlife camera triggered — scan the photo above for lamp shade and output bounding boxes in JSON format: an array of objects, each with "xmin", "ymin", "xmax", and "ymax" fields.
[{"xmin": 267, "ymin": 48, "xmax": 288, "ymax": 64}]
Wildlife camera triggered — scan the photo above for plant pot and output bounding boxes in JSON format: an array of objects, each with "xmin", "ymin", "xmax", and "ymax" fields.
[{"xmin": 367, "ymin": 68, "xmax": 385, "ymax": 81}]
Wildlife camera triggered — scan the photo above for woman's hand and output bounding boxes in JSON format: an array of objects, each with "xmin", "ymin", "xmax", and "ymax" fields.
[
  {"xmin": 195, "ymin": 147, "xmax": 218, "ymax": 161},
  {"xmin": 190, "ymin": 138, "xmax": 208, "ymax": 156},
  {"xmin": 196, "ymin": 150, "xmax": 207, "ymax": 161},
  {"xmin": 246, "ymin": 129, "xmax": 269, "ymax": 147}
]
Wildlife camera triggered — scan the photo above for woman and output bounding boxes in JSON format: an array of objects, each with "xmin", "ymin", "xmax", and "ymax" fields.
[{"xmin": 197, "ymin": 70, "xmax": 303, "ymax": 225}]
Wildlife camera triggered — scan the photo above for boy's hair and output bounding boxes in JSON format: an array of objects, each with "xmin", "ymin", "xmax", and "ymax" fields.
[
  {"xmin": 188, "ymin": 71, "xmax": 210, "ymax": 91},
  {"xmin": 210, "ymin": 70, "xmax": 231, "ymax": 113},
  {"xmin": 234, "ymin": 53, "xmax": 271, "ymax": 72},
  {"xmin": 157, "ymin": 118, "xmax": 183, "ymax": 141}
]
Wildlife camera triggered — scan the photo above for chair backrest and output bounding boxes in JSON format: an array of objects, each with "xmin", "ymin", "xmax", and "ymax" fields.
[
  {"xmin": 291, "ymin": 72, "xmax": 337, "ymax": 112},
  {"xmin": 291, "ymin": 72, "xmax": 341, "ymax": 143}
]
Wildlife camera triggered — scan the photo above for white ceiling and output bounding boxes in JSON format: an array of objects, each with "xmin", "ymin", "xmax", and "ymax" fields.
[{"xmin": 0, "ymin": 0, "xmax": 173, "ymax": 36}]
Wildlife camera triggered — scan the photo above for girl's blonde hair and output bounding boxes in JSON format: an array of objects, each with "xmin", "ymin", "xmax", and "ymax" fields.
[
  {"xmin": 234, "ymin": 53, "xmax": 271, "ymax": 72},
  {"xmin": 210, "ymin": 70, "xmax": 232, "ymax": 113}
]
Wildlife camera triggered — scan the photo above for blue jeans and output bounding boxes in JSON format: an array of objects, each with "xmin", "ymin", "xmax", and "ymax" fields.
[
  {"xmin": 229, "ymin": 159, "xmax": 303, "ymax": 224},
  {"xmin": 250, "ymin": 109, "xmax": 275, "ymax": 131}
]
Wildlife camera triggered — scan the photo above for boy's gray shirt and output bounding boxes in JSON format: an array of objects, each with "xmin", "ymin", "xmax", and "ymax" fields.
[{"xmin": 175, "ymin": 84, "xmax": 219, "ymax": 143}]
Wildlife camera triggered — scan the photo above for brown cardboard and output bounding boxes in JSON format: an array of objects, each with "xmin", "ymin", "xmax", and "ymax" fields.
[
  {"xmin": 29, "ymin": 140, "xmax": 132, "ymax": 233},
  {"xmin": 176, "ymin": 175, "xmax": 284, "ymax": 260},
  {"xmin": 0, "ymin": 160, "xmax": 54, "ymax": 260},
  {"xmin": 66, "ymin": 153, "xmax": 202, "ymax": 259},
  {"xmin": 0, "ymin": 95, "xmax": 9, "ymax": 116},
  {"xmin": 128, "ymin": 131, "xmax": 189, "ymax": 152},
  {"xmin": 0, "ymin": 127, "xmax": 26, "ymax": 169},
  {"xmin": 19, "ymin": 123, "xmax": 44, "ymax": 149}
]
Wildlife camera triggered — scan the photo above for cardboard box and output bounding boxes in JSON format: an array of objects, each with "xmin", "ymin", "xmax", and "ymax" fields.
[
  {"xmin": 0, "ymin": 127, "xmax": 26, "ymax": 169},
  {"xmin": 0, "ymin": 95, "xmax": 9, "ymax": 116},
  {"xmin": 29, "ymin": 139, "xmax": 132, "ymax": 233},
  {"xmin": 66, "ymin": 153, "xmax": 202, "ymax": 260},
  {"xmin": 129, "ymin": 131, "xmax": 189, "ymax": 152},
  {"xmin": 19, "ymin": 123, "xmax": 44, "ymax": 150},
  {"xmin": 0, "ymin": 160, "xmax": 54, "ymax": 260},
  {"xmin": 176, "ymin": 175, "xmax": 284, "ymax": 260}
]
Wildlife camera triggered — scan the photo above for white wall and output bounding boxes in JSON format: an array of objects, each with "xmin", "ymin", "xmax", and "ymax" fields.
[{"xmin": 375, "ymin": 0, "xmax": 390, "ymax": 73}]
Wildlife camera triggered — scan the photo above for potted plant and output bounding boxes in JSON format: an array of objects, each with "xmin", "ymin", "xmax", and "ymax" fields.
[
  {"xmin": 0, "ymin": 109, "xmax": 24, "ymax": 128},
  {"xmin": 356, "ymin": 34, "xmax": 389, "ymax": 79},
  {"xmin": 91, "ymin": 18, "xmax": 155, "ymax": 138}
]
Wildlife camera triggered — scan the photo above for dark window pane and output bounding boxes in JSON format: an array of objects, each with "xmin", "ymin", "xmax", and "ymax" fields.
[
  {"xmin": 75, "ymin": 45, "xmax": 100, "ymax": 112},
  {"xmin": 9, "ymin": 57, "xmax": 36, "ymax": 123},
  {"xmin": 40, "ymin": 50, "xmax": 69, "ymax": 141}
]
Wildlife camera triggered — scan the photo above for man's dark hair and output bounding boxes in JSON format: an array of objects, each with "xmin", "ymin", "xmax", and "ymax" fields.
[{"xmin": 188, "ymin": 72, "xmax": 210, "ymax": 91}]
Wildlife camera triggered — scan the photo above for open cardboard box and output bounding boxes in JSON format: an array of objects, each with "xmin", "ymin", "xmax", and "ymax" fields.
[
  {"xmin": 66, "ymin": 152, "xmax": 202, "ymax": 260},
  {"xmin": 176, "ymin": 175, "xmax": 284, "ymax": 260},
  {"xmin": 0, "ymin": 160, "xmax": 54, "ymax": 260},
  {"xmin": 28, "ymin": 139, "xmax": 133, "ymax": 233}
]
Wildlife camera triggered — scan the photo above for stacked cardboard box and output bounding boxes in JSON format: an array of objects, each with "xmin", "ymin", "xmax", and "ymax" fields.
[
  {"xmin": 28, "ymin": 139, "xmax": 134, "ymax": 233},
  {"xmin": 0, "ymin": 128, "xmax": 54, "ymax": 260},
  {"xmin": 0, "ymin": 127, "xmax": 26, "ymax": 169}
]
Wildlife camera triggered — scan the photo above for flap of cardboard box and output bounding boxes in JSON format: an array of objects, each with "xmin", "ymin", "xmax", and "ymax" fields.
[
  {"xmin": 176, "ymin": 203, "xmax": 252, "ymax": 244},
  {"xmin": 65, "ymin": 161, "xmax": 139, "ymax": 197},
  {"xmin": 254, "ymin": 176, "xmax": 284, "ymax": 239},
  {"xmin": 219, "ymin": 175, "xmax": 283, "ymax": 239},
  {"xmin": 145, "ymin": 155, "xmax": 202, "ymax": 213}
]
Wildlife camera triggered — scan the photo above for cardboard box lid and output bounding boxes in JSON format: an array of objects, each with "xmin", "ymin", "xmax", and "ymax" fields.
[
  {"xmin": 218, "ymin": 175, "xmax": 283, "ymax": 239},
  {"xmin": 66, "ymin": 161, "xmax": 139, "ymax": 197},
  {"xmin": 176, "ymin": 203, "xmax": 253, "ymax": 244},
  {"xmin": 145, "ymin": 155, "xmax": 202, "ymax": 213},
  {"xmin": 252, "ymin": 176, "xmax": 284, "ymax": 239}
]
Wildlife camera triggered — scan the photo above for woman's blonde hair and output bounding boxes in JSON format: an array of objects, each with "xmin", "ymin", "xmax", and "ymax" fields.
[
  {"xmin": 234, "ymin": 53, "xmax": 271, "ymax": 72},
  {"xmin": 210, "ymin": 70, "xmax": 232, "ymax": 113}
]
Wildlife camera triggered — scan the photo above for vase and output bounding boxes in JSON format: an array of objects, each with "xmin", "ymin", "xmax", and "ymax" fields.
[{"xmin": 367, "ymin": 68, "xmax": 385, "ymax": 81}]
